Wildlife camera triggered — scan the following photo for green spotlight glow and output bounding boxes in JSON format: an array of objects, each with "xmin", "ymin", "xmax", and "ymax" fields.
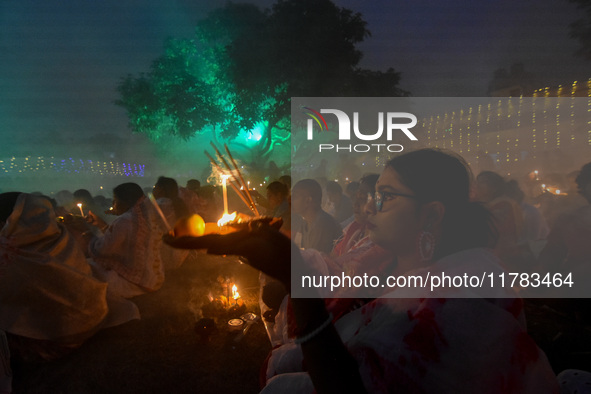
[{"xmin": 238, "ymin": 123, "xmax": 264, "ymax": 146}]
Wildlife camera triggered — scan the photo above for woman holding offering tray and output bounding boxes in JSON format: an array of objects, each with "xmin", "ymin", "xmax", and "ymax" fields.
[{"xmin": 164, "ymin": 149, "xmax": 558, "ymax": 393}]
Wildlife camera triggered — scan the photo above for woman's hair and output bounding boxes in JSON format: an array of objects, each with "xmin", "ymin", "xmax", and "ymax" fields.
[
  {"xmin": 505, "ymin": 179, "xmax": 525, "ymax": 204},
  {"xmin": 345, "ymin": 181, "xmax": 360, "ymax": 196},
  {"xmin": 293, "ymin": 179, "xmax": 323, "ymax": 207},
  {"xmin": 154, "ymin": 176, "xmax": 189, "ymax": 218},
  {"xmin": 359, "ymin": 173, "xmax": 379, "ymax": 191},
  {"xmin": 476, "ymin": 171, "xmax": 507, "ymax": 200},
  {"xmin": 73, "ymin": 189, "xmax": 94, "ymax": 205},
  {"xmin": 186, "ymin": 179, "xmax": 201, "ymax": 192},
  {"xmin": 267, "ymin": 181, "xmax": 289, "ymax": 199},
  {"xmin": 385, "ymin": 149, "xmax": 497, "ymax": 260},
  {"xmin": 113, "ymin": 183, "xmax": 144, "ymax": 212},
  {"xmin": 325, "ymin": 181, "xmax": 343, "ymax": 196}
]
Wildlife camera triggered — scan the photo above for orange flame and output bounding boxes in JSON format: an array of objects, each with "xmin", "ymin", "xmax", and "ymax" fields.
[
  {"xmin": 217, "ymin": 211, "xmax": 237, "ymax": 227},
  {"xmin": 231, "ymin": 284, "xmax": 240, "ymax": 300}
]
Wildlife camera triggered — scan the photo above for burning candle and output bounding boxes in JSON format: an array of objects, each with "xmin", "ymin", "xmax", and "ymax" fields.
[
  {"xmin": 77, "ymin": 203, "xmax": 84, "ymax": 217},
  {"xmin": 221, "ymin": 174, "xmax": 230, "ymax": 215},
  {"xmin": 232, "ymin": 284, "xmax": 240, "ymax": 305},
  {"xmin": 216, "ymin": 212, "xmax": 237, "ymax": 234}
]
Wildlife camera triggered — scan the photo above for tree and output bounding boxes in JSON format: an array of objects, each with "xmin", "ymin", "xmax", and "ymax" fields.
[
  {"xmin": 570, "ymin": 0, "xmax": 591, "ymax": 60},
  {"xmin": 116, "ymin": 0, "xmax": 407, "ymax": 167}
]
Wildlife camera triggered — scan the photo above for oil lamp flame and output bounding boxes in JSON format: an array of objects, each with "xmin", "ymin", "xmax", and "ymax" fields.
[
  {"xmin": 217, "ymin": 212, "xmax": 237, "ymax": 227},
  {"xmin": 232, "ymin": 284, "xmax": 240, "ymax": 300}
]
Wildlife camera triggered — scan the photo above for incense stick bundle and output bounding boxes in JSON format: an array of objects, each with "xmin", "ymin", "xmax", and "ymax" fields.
[
  {"xmin": 208, "ymin": 144, "xmax": 247, "ymax": 198},
  {"xmin": 224, "ymin": 144, "xmax": 260, "ymax": 216},
  {"xmin": 209, "ymin": 143, "xmax": 260, "ymax": 215},
  {"xmin": 204, "ymin": 151, "xmax": 254, "ymax": 213}
]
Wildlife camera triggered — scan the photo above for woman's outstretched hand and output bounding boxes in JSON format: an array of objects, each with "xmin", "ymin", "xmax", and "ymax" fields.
[{"xmin": 162, "ymin": 221, "xmax": 298, "ymax": 287}]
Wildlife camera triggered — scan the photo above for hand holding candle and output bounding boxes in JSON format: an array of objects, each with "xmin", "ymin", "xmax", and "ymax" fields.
[{"xmin": 77, "ymin": 203, "xmax": 84, "ymax": 217}]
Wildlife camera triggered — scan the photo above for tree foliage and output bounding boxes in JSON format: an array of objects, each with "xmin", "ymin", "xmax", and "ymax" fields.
[{"xmin": 116, "ymin": 0, "xmax": 407, "ymax": 161}]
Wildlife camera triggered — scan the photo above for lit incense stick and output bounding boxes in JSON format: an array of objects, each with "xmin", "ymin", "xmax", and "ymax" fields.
[
  {"xmin": 147, "ymin": 193, "xmax": 171, "ymax": 231},
  {"xmin": 224, "ymin": 144, "xmax": 260, "ymax": 216},
  {"xmin": 209, "ymin": 142, "xmax": 250, "ymax": 205},
  {"xmin": 221, "ymin": 174, "xmax": 229, "ymax": 215},
  {"xmin": 204, "ymin": 151, "xmax": 254, "ymax": 213}
]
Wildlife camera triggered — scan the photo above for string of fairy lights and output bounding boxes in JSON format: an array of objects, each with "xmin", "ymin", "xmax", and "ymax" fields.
[
  {"xmin": 0, "ymin": 156, "xmax": 145, "ymax": 177},
  {"xmin": 420, "ymin": 79, "xmax": 591, "ymax": 169}
]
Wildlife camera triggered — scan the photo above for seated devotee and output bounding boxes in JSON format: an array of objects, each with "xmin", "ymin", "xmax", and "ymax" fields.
[
  {"xmin": 344, "ymin": 181, "xmax": 360, "ymax": 201},
  {"xmin": 291, "ymin": 179, "xmax": 342, "ymax": 254},
  {"xmin": 93, "ymin": 194, "xmax": 113, "ymax": 216},
  {"xmin": 257, "ymin": 181, "xmax": 291, "ymax": 339},
  {"xmin": 179, "ymin": 179, "xmax": 202, "ymax": 215},
  {"xmin": 265, "ymin": 181, "xmax": 291, "ymax": 236},
  {"xmin": 332, "ymin": 174, "xmax": 379, "ymax": 257},
  {"xmin": 86, "ymin": 183, "xmax": 166, "ymax": 298},
  {"xmin": 165, "ymin": 149, "xmax": 558, "ymax": 393},
  {"xmin": 0, "ymin": 192, "xmax": 138, "ymax": 388},
  {"xmin": 535, "ymin": 163, "xmax": 591, "ymax": 329},
  {"xmin": 153, "ymin": 176, "xmax": 190, "ymax": 219},
  {"xmin": 186, "ymin": 179, "xmax": 201, "ymax": 194},
  {"xmin": 263, "ymin": 173, "xmax": 391, "ymax": 346},
  {"xmin": 193, "ymin": 185, "xmax": 222, "ymax": 223},
  {"xmin": 152, "ymin": 176, "xmax": 191, "ymax": 270},
  {"xmin": 73, "ymin": 188, "xmax": 107, "ymax": 223},
  {"xmin": 538, "ymin": 161, "xmax": 591, "ymax": 280},
  {"xmin": 474, "ymin": 171, "xmax": 526, "ymax": 269},
  {"xmin": 505, "ymin": 180, "xmax": 549, "ymax": 243},
  {"xmin": 256, "ymin": 178, "xmax": 338, "ymax": 338},
  {"xmin": 325, "ymin": 181, "xmax": 354, "ymax": 226}
]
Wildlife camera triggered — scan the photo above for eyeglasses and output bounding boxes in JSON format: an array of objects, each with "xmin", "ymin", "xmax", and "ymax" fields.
[{"xmin": 371, "ymin": 190, "xmax": 417, "ymax": 212}]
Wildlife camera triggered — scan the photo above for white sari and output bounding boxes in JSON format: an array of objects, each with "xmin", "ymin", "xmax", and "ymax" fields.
[
  {"xmin": 0, "ymin": 193, "xmax": 138, "ymax": 342},
  {"xmin": 262, "ymin": 248, "xmax": 559, "ymax": 393}
]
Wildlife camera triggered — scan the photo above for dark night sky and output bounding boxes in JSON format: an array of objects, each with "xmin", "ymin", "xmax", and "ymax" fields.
[{"xmin": 0, "ymin": 0, "xmax": 589, "ymax": 162}]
